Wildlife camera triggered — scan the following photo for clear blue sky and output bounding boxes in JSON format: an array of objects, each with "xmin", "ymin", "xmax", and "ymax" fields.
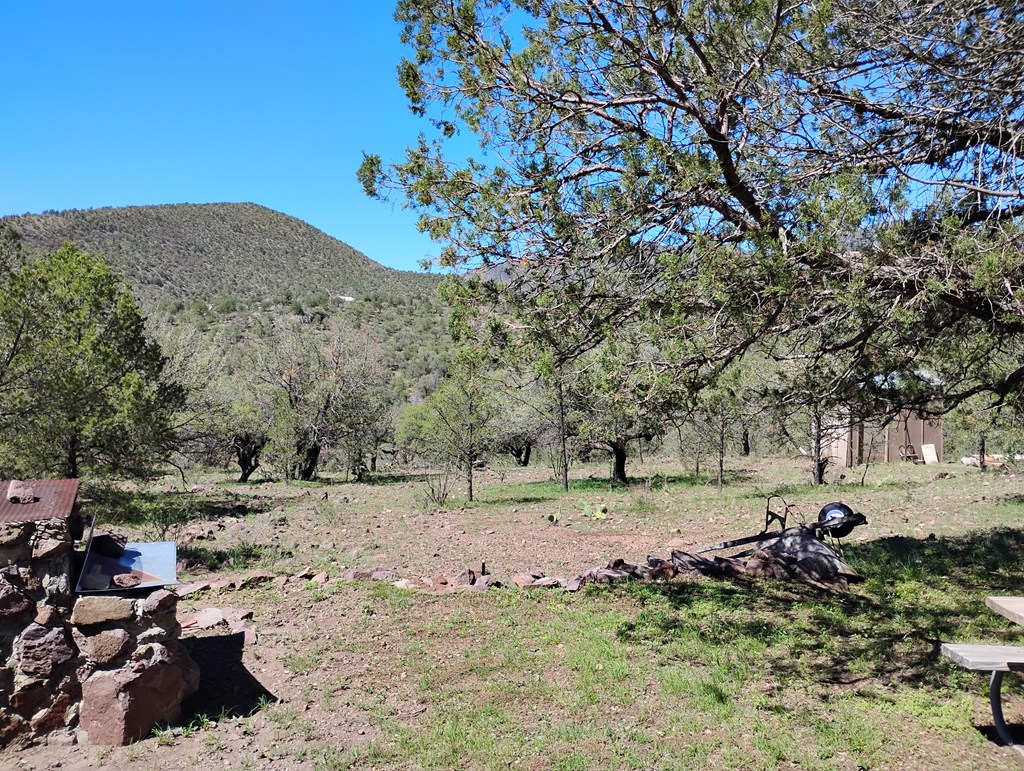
[{"xmin": 0, "ymin": 2, "xmax": 441, "ymax": 272}]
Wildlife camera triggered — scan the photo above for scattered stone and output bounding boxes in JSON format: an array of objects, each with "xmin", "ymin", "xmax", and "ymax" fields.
[
  {"xmin": 190, "ymin": 608, "xmax": 227, "ymax": 629},
  {"xmin": 476, "ymin": 575, "xmax": 502, "ymax": 589},
  {"xmin": 238, "ymin": 570, "xmax": 276, "ymax": 589},
  {"xmin": 565, "ymin": 576, "xmax": 585, "ymax": 592},
  {"xmin": 222, "ymin": 608, "xmax": 254, "ymax": 624},
  {"xmin": 174, "ymin": 582, "xmax": 210, "ymax": 599},
  {"xmin": 393, "ymin": 578, "xmax": 425, "ymax": 591},
  {"xmin": 112, "ymin": 573, "xmax": 141, "ymax": 589},
  {"xmin": 370, "ymin": 569, "xmax": 397, "ymax": 582},
  {"xmin": 311, "ymin": 572, "xmax": 330, "ymax": 585},
  {"xmin": 530, "ymin": 577, "xmax": 564, "ymax": 588},
  {"xmin": 454, "ymin": 569, "xmax": 476, "ymax": 586},
  {"xmin": 511, "ymin": 573, "xmax": 537, "ymax": 588},
  {"xmin": 294, "ymin": 567, "xmax": 316, "ymax": 580}
]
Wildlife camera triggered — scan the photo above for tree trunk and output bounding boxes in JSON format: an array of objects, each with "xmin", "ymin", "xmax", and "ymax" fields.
[
  {"xmin": 370, "ymin": 454, "xmax": 377, "ymax": 473},
  {"xmin": 810, "ymin": 412, "xmax": 826, "ymax": 486},
  {"xmin": 557, "ymin": 375, "xmax": 569, "ymax": 492},
  {"xmin": 979, "ymin": 433, "xmax": 987, "ymax": 472},
  {"xmin": 741, "ymin": 426, "xmax": 751, "ymax": 457},
  {"xmin": 296, "ymin": 443, "xmax": 321, "ymax": 481},
  {"xmin": 610, "ymin": 443, "xmax": 628, "ymax": 485},
  {"xmin": 509, "ymin": 444, "xmax": 531, "ymax": 467},
  {"xmin": 717, "ymin": 409, "xmax": 727, "ymax": 493},
  {"xmin": 466, "ymin": 458, "xmax": 474, "ymax": 501},
  {"xmin": 61, "ymin": 435, "xmax": 81, "ymax": 479}
]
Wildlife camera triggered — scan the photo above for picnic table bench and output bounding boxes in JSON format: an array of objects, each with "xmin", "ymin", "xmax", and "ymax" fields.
[{"xmin": 942, "ymin": 596, "xmax": 1024, "ymax": 748}]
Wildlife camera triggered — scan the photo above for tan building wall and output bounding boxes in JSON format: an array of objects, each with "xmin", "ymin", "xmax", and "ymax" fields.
[{"xmin": 826, "ymin": 412, "xmax": 943, "ymax": 467}]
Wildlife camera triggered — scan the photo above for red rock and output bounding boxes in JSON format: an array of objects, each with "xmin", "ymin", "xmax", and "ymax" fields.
[
  {"xmin": 81, "ymin": 628, "xmax": 134, "ymax": 665},
  {"xmin": 80, "ymin": 643, "xmax": 199, "ymax": 745},
  {"xmin": 31, "ymin": 538, "xmax": 70, "ymax": 560},
  {"xmin": 29, "ymin": 691, "xmax": 74, "ymax": 733},
  {"xmin": 9, "ymin": 679, "xmax": 47, "ymax": 717},
  {"xmin": 140, "ymin": 589, "xmax": 177, "ymax": 616},
  {"xmin": 311, "ymin": 572, "xmax": 330, "ymax": 585},
  {"xmin": 511, "ymin": 573, "xmax": 537, "ymax": 588},
  {"xmin": 454, "ymin": 569, "xmax": 476, "ymax": 586},
  {"xmin": 0, "ymin": 577, "xmax": 33, "ymax": 622},
  {"xmin": 238, "ymin": 570, "xmax": 276, "ymax": 589},
  {"xmin": 15, "ymin": 624, "xmax": 75, "ymax": 677},
  {"xmin": 33, "ymin": 605, "xmax": 61, "ymax": 626}
]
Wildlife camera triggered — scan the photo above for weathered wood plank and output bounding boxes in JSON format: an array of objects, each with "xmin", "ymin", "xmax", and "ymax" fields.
[
  {"xmin": 941, "ymin": 643, "xmax": 1024, "ymax": 671},
  {"xmin": 987, "ymin": 596, "xmax": 1024, "ymax": 627}
]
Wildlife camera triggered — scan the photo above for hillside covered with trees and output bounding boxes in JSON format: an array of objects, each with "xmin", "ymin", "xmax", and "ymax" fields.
[{"xmin": 3, "ymin": 203, "xmax": 439, "ymax": 307}]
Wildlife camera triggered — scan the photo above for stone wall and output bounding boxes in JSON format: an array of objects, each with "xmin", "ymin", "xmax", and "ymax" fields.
[{"xmin": 0, "ymin": 517, "xmax": 197, "ymax": 747}]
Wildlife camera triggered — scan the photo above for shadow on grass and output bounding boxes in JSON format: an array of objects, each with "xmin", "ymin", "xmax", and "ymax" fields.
[{"xmin": 613, "ymin": 528, "xmax": 1024, "ymax": 691}]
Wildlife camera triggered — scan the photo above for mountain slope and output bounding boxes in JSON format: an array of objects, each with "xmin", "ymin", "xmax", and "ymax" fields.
[{"xmin": 3, "ymin": 203, "xmax": 439, "ymax": 305}]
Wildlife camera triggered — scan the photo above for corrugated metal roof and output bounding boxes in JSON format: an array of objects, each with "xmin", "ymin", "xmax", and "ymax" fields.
[{"xmin": 0, "ymin": 479, "xmax": 81, "ymax": 524}]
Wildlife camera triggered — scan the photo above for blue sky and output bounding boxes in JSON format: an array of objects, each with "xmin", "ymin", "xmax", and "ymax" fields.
[{"xmin": 0, "ymin": 2, "xmax": 441, "ymax": 272}]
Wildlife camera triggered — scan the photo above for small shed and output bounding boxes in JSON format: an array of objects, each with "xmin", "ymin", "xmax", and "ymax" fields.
[
  {"xmin": 825, "ymin": 412, "xmax": 943, "ymax": 468},
  {"xmin": 0, "ymin": 478, "xmax": 82, "ymax": 526}
]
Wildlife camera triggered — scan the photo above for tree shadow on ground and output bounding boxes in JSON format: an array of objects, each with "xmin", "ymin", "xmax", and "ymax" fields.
[
  {"xmin": 180, "ymin": 632, "xmax": 276, "ymax": 721},
  {"xmin": 615, "ymin": 528, "xmax": 1024, "ymax": 692}
]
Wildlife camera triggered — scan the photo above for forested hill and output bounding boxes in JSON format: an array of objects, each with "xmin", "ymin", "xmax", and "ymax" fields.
[{"xmin": 3, "ymin": 203, "xmax": 440, "ymax": 306}]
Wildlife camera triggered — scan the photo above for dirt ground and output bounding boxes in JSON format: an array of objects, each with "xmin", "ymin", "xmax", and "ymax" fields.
[{"xmin": 6, "ymin": 456, "xmax": 1024, "ymax": 770}]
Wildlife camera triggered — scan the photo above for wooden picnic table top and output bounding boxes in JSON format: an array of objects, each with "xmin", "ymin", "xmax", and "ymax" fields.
[{"xmin": 987, "ymin": 596, "xmax": 1024, "ymax": 627}]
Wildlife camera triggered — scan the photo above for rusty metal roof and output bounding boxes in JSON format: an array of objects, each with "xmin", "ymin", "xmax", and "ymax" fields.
[{"xmin": 0, "ymin": 479, "xmax": 81, "ymax": 524}]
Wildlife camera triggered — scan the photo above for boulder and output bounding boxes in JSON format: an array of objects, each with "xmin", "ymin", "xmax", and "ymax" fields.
[
  {"xmin": 79, "ymin": 643, "xmax": 199, "ymax": 745},
  {"xmin": 29, "ymin": 691, "xmax": 74, "ymax": 733}
]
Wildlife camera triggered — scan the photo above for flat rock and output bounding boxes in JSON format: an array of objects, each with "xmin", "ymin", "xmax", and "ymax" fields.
[
  {"xmin": 370, "ymin": 569, "xmax": 397, "ymax": 582},
  {"xmin": 190, "ymin": 608, "xmax": 227, "ymax": 629},
  {"xmin": 174, "ymin": 582, "xmax": 210, "ymax": 599},
  {"xmin": 32, "ymin": 538, "xmax": 70, "ymax": 560},
  {"xmin": 71, "ymin": 595, "xmax": 136, "ymax": 626},
  {"xmin": 530, "ymin": 577, "xmax": 564, "ymax": 588},
  {"xmin": 565, "ymin": 576, "xmax": 585, "ymax": 592},
  {"xmin": 512, "ymin": 573, "xmax": 537, "ymax": 588}
]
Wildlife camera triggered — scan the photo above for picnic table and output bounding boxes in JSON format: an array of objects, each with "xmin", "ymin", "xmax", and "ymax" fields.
[{"xmin": 942, "ymin": 596, "xmax": 1024, "ymax": 749}]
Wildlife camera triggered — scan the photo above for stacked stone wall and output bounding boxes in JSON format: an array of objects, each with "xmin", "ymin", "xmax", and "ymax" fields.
[{"xmin": 0, "ymin": 518, "xmax": 197, "ymax": 747}]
